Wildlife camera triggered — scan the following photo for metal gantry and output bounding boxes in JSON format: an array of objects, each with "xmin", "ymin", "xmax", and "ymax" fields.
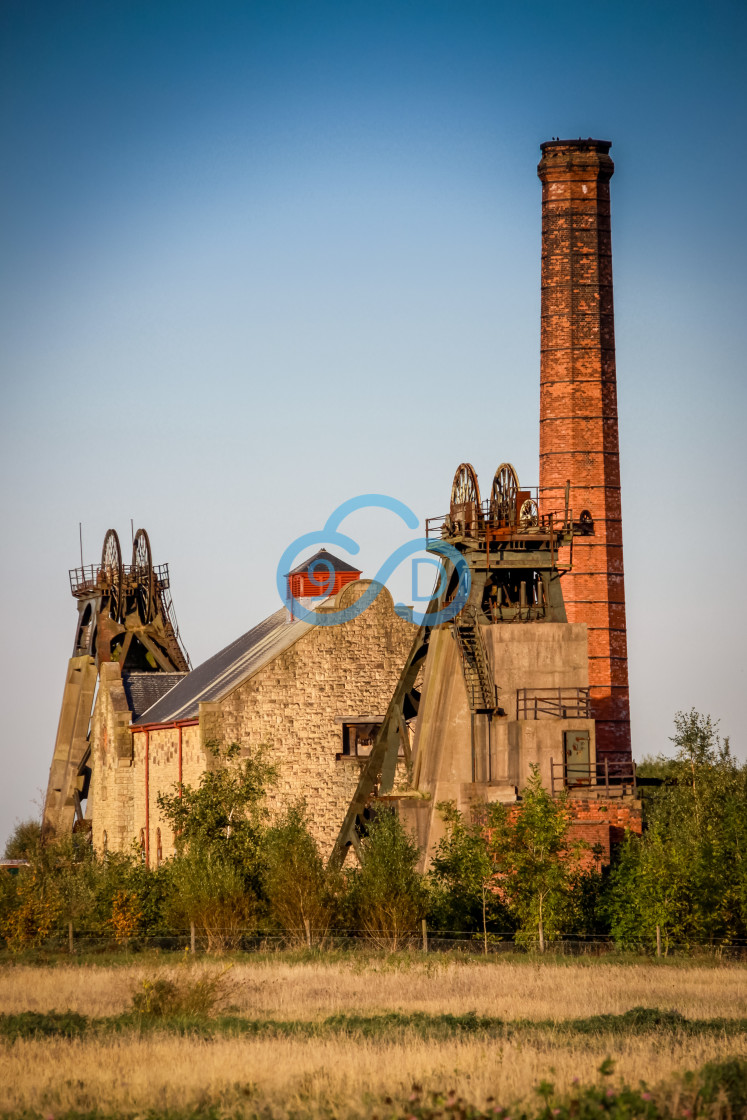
[
  {"xmin": 42, "ymin": 528, "xmax": 190, "ymax": 841},
  {"xmin": 329, "ymin": 459, "xmax": 594, "ymax": 868}
]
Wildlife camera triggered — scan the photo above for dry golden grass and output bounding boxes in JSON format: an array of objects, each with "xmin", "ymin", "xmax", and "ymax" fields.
[
  {"xmin": 1, "ymin": 957, "xmax": 746, "ymax": 1116},
  {"xmin": 0, "ymin": 1030, "xmax": 743, "ymax": 1117},
  {"xmin": 1, "ymin": 956, "xmax": 745, "ymax": 1020}
]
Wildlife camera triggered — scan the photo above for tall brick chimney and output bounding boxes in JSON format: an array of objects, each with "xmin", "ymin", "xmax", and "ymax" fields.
[{"xmin": 537, "ymin": 139, "xmax": 631, "ymax": 763}]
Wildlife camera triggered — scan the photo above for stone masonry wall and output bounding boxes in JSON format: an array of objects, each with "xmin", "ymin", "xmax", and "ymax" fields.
[
  {"xmin": 213, "ymin": 581, "xmax": 415, "ymax": 858},
  {"xmin": 93, "ymin": 581, "xmax": 415, "ymax": 863},
  {"xmin": 132, "ymin": 724, "xmax": 204, "ymax": 864},
  {"xmin": 90, "ymin": 662, "xmax": 137, "ymax": 855}
]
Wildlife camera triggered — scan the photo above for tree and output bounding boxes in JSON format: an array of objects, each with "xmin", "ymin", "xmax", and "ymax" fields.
[
  {"xmin": 429, "ymin": 800, "xmax": 512, "ymax": 949},
  {"xmin": 490, "ymin": 766, "xmax": 588, "ymax": 951},
  {"xmin": 158, "ymin": 742, "xmax": 275, "ymax": 875},
  {"xmin": 263, "ymin": 803, "xmax": 340, "ymax": 947},
  {"xmin": 346, "ymin": 810, "xmax": 428, "ymax": 950},
  {"xmin": 0, "ymin": 830, "xmax": 60, "ymax": 951},
  {"xmin": 167, "ymin": 850, "xmax": 253, "ymax": 951},
  {"xmin": 606, "ymin": 710, "xmax": 747, "ymax": 950},
  {"xmin": 52, "ymin": 835, "xmax": 100, "ymax": 952},
  {"xmin": 3, "ymin": 818, "xmax": 41, "ymax": 860},
  {"xmin": 158, "ymin": 742, "xmax": 275, "ymax": 950}
]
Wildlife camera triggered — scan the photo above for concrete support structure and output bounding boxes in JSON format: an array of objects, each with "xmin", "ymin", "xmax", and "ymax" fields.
[
  {"xmin": 537, "ymin": 139, "xmax": 631, "ymax": 762},
  {"xmin": 403, "ymin": 622, "xmax": 597, "ymax": 862}
]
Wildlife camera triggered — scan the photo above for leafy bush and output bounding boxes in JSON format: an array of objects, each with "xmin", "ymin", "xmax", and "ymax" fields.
[
  {"xmin": 398, "ymin": 1056, "xmax": 747, "ymax": 1120},
  {"xmin": 0, "ymin": 1010, "xmax": 89, "ymax": 1042},
  {"xmin": 263, "ymin": 803, "xmax": 340, "ymax": 946},
  {"xmin": 131, "ymin": 966, "xmax": 234, "ymax": 1018},
  {"xmin": 693, "ymin": 1056, "xmax": 747, "ymax": 1112},
  {"xmin": 3, "ymin": 818, "xmax": 41, "ymax": 859},
  {"xmin": 346, "ymin": 810, "xmax": 428, "ymax": 950},
  {"xmin": 166, "ymin": 852, "xmax": 254, "ymax": 951},
  {"xmin": 605, "ymin": 711, "xmax": 747, "ymax": 952}
]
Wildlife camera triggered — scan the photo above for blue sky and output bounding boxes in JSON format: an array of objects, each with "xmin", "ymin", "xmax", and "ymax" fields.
[{"xmin": 1, "ymin": 0, "xmax": 746, "ymax": 844}]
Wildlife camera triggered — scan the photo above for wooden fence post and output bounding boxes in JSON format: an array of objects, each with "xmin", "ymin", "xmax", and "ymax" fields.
[
  {"xmin": 422, "ymin": 919, "xmax": 428, "ymax": 954},
  {"xmin": 190, "ymin": 921, "xmax": 196, "ymax": 955}
]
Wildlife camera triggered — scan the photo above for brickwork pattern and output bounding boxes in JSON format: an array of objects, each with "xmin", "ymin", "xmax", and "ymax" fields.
[
  {"xmin": 505, "ymin": 797, "xmax": 641, "ymax": 871},
  {"xmin": 537, "ymin": 139, "xmax": 631, "ymax": 758}
]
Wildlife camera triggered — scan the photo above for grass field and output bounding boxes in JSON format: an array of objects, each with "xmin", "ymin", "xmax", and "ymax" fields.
[{"xmin": 0, "ymin": 953, "xmax": 745, "ymax": 1118}]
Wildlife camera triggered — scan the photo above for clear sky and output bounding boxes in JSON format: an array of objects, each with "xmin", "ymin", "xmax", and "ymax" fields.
[{"xmin": 1, "ymin": 0, "xmax": 746, "ymax": 846}]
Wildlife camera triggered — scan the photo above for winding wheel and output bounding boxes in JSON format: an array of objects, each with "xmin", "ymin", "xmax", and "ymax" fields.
[
  {"xmin": 489, "ymin": 462, "xmax": 519, "ymax": 527},
  {"xmin": 449, "ymin": 462, "xmax": 482, "ymax": 536}
]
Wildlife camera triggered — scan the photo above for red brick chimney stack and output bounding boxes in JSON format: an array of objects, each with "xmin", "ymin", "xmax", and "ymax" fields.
[{"xmin": 537, "ymin": 139, "xmax": 631, "ymax": 763}]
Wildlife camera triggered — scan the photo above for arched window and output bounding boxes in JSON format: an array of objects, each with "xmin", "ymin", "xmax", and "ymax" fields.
[
  {"xmin": 102, "ymin": 830, "xmax": 108, "ymax": 852},
  {"xmin": 156, "ymin": 828, "xmax": 162, "ymax": 866},
  {"xmin": 139, "ymin": 828, "xmax": 146, "ymax": 862}
]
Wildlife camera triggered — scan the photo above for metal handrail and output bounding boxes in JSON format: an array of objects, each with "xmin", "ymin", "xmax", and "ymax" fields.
[
  {"xmin": 516, "ymin": 687, "xmax": 590, "ymax": 720},
  {"xmin": 69, "ymin": 562, "xmax": 170, "ymax": 596},
  {"xmin": 426, "ymin": 500, "xmax": 574, "ymax": 540},
  {"xmin": 550, "ymin": 757, "xmax": 637, "ymax": 796}
]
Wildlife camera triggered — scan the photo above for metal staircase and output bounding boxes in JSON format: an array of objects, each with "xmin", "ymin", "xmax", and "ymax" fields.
[{"xmin": 453, "ymin": 607, "xmax": 499, "ymax": 712}]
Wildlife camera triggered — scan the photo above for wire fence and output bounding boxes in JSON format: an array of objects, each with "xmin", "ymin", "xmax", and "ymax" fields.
[{"xmin": 5, "ymin": 927, "xmax": 747, "ymax": 959}]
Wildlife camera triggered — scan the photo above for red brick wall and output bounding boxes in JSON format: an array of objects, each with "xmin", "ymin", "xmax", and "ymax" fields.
[
  {"xmin": 537, "ymin": 139, "xmax": 631, "ymax": 761},
  {"xmin": 567, "ymin": 798, "xmax": 642, "ymax": 869},
  {"xmin": 503, "ymin": 797, "xmax": 641, "ymax": 871}
]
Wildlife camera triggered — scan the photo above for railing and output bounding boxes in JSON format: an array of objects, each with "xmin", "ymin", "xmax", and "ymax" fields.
[
  {"xmin": 157, "ymin": 582, "xmax": 191, "ymax": 668},
  {"xmin": 69, "ymin": 562, "xmax": 171, "ymax": 597},
  {"xmin": 516, "ymin": 687, "xmax": 590, "ymax": 720},
  {"xmin": 550, "ymin": 758, "xmax": 637, "ymax": 796},
  {"xmin": 426, "ymin": 496, "xmax": 574, "ymax": 541},
  {"xmin": 453, "ymin": 607, "xmax": 499, "ymax": 712}
]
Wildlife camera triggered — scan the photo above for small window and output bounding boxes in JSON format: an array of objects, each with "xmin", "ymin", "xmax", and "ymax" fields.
[
  {"xmin": 156, "ymin": 828, "xmax": 162, "ymax": 866},
  {"xmin": 139, "ymin": 828, "xmax": 146, "ymax": 862},
  {"xmin": 342, "ymin": 722, "xmax": 381, "ymax": 757},
  {"xmin": 102, "ymin": 830, "xmax": 108, "ymax": 852}
]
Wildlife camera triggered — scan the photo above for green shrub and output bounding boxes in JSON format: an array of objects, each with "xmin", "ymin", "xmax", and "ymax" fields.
[
  {"xmin": 0, "ymin": 1010, "xmax": 89, "ymax": 1042},
  {"xmin": 263, "ymin": 803, "xmax": 340, "ymax": 946},
  {"xmin": 346, "ymin": 810, "xmax": 429, "ymax": 950},
  {"xmin": 130, "ymin": 966, "xmax": 234, "ymax": 1018}
]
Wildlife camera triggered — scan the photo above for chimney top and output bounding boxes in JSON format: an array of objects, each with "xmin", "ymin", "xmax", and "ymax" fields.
[{"xmin": 540, "ymin": 138, "xmax": 611, "ymax": 153}]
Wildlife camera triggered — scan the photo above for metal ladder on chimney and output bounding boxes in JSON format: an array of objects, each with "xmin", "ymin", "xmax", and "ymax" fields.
[{"xmin": 453, "ymin": 607, "xmax": 499, "ymax": 712}]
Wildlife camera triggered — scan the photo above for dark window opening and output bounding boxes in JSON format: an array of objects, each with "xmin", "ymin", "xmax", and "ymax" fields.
[{"xmin": 342, "ymin": 722, "xmax": 381, "ymax": 757}]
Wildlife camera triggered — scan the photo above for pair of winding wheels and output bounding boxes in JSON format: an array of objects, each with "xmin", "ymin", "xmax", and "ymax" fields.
[
  {"xmin": 448, "ymin": 462, "xmax": 539, "ymax": 534},
  {"xmin": 100, "ymin": 528, "xmax": 154, "ymax": 623}
]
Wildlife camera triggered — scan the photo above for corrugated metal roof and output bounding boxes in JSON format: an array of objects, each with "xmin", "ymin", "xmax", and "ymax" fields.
[
  {"xmin": 132, "ymin": 607, "xmax": 316, "ymax": 726},
  {"xmin": 287, "ymin": 548, "xmax": 360, "ymax": 576},
  {"xmin": 122, "ymin": 673, "xmax": 187, "ymax": 720}
]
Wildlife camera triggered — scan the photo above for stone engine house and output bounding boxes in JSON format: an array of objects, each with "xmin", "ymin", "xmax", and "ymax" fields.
[{"xmin": 91, "ymin": 578, "xmax": 414, "ymax": 863}]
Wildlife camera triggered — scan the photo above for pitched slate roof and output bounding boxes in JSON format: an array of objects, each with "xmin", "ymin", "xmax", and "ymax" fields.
[
  {"xmin": 132, "ymin": 607, "xmax": 317, "ymax": 726},
  {"xmin": 122, "ymin": 672, "xmax": 187, "ymax": 720},
  {"xmin": 287, "ymin": 548, "xmax": 360, "ymax": 576}
]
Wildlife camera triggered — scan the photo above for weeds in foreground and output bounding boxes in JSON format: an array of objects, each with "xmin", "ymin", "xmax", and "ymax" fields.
[
  {"xmin": 0, "ymin": 1057, "xmax": 745, "ymax": 1120},
  {"xmin": 131, "ymin": 963, "xmax": 235, "ymax": 1018},
  {"xmin": 3, "ymin": 1005, "xmax": 747, "ymax": 1044},
  {"xmin": 402, "ymin": 1056, "xmax": 747, "ymax": 1120}
]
